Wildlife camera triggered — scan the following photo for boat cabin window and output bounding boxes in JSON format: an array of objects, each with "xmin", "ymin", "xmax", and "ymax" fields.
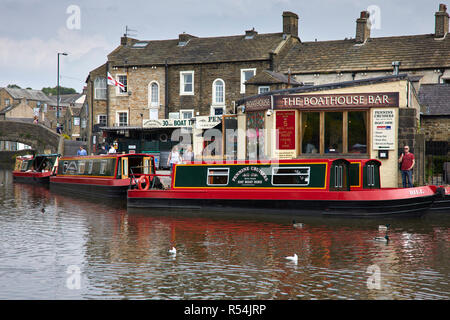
[
  {"xmin": 363, "ymin": 160, "xmax": 380, "ymax": 189},
  {"xmin": 334, "ymin": 165, "xmax": 344, "ymax": 188},
  {"xmin": 20, "ymin": 160, "xmax": 32, "ymax": 172},
  {"xmin": 59, "ymin": 158, "xmax": 116, "ymax": 177},
  {"xmin": 329, "ymin": 160, "xmax": 350, "ymax": 191},
  {"xmin": 207, "ymin": 168, "xmax": 229, "ymax": 186},
  {"xmin": 272, "ymin": 167, "xmax": 310, "ymax": 186},
  {"xmin": 366, "ymin": 164, "xmax": 375, "ymax": 187}
]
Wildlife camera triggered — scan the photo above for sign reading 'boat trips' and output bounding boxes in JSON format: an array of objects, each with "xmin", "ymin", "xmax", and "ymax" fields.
[
  {"xmin": 143, "ymin": 116, "xmax": 222, "ymax": 129},
  {"xmin": 372, "ymin": 108, "xmax": 396, "ymax": 150}
]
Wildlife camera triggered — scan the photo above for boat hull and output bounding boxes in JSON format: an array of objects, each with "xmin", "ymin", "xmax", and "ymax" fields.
[
  {"xmin": 12, "ymin": 172, "xmax": 52, "ymax": 184},
  {"xmin": 50, "ymin": 176, "xmax": 132, "ymax": 198},
  {"xmin": 127, "ymin": 186, "xmax": 436, "ymax": 217}
]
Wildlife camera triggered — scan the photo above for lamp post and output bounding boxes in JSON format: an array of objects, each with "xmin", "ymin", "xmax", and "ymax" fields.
[{"xmin": 57, "ymin": 52, "xmax": 68, "ymax": 123}]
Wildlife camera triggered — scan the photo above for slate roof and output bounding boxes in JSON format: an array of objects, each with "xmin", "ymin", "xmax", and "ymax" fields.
[
  {"xmin": 46, "ymin": 93, "xmax": 84, "ymax": 107},
  {"xmin": 418, "ymin": 84, "xmax": 450, "ymax": 115},
  {"xmin": 3, "ymin": 87, "xmax": 52, "ymax": 102},
  {"xmin": 279, "ymin": 34, "xmax": 450, "ymax": 74},
  {"xmin": 108, "ymin": 32, "xmax": 286, "ymax": 66}
]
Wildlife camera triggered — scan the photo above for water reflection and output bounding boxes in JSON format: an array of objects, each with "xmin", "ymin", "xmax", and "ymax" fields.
[{"xmin": 0, "ymin": 168, "xmax": 449, "ymax": 299}]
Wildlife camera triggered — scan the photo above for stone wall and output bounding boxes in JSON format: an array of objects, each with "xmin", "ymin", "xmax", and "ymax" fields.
[
  {"xmin": 421, "ymin": 116, "xmax": 450, "ymax": 151},
  {"xmin": 398, "ymin": 108, "xmax": 425, "ymax": 186}
]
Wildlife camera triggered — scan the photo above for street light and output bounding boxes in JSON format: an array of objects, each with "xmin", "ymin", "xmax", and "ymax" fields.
[{"xmin": 57, "ymin": 52, "xmax": 68, "ymax": 123}]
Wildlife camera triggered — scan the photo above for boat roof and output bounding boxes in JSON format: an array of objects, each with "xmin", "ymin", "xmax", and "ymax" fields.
[
  {"xmin": 34, "ymin": 153, "xmax": 60, "ymax": 157},
  {"xmin": 59, "ymin": 153, "xmax": 153, "ymax": 160},
  {"xmin": 180, "ymin": 158, "xmax": 381, "ymax": 165}
]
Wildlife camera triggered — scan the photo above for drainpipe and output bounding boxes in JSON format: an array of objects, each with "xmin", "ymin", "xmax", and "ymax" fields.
[
  {"xmin": 106, "ymin": 62, "xmax": 110, "ymax": 127},
  {"xmin": 165, "ymin": 59, "xmax": 169, "ymax": 119}
]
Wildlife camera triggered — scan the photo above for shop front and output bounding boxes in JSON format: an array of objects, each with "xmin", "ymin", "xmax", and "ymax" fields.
[{"xmin": 237, "ymin": 76, "xmax": 421, "ymax": 187}]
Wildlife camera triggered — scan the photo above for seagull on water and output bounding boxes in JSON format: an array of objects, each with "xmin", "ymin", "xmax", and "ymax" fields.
[{"xmin": 285, "ymin": 253, "xmax": 298, "ymax": 264}]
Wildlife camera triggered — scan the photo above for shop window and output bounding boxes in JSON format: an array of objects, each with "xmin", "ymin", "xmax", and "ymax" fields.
[
  {"xmin": 301, "ymin": 112, "xmax": 320, "ymax": 154},
  {"xmin": 325, "ymin": 112, "xmax": 343, "ymax": 153},
  {"xmin": 348, "ymin": 111, "xmax": 367, "ymax": 153}
]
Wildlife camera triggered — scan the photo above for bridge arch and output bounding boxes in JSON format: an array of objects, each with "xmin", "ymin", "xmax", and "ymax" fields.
[{"xmin": 0, "ymin": 120, "xmax": 63, "ymax": 154}]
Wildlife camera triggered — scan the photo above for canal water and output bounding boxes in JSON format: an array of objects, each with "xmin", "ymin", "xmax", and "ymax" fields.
[{"xmin": 0, "ymin": 167, "xmax": 449, "ymax": 300}]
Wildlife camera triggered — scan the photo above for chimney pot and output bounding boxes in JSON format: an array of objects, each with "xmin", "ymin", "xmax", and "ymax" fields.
[{"xmin": 435, "ymin": 3, "xmax": 449, "ymax": 38}]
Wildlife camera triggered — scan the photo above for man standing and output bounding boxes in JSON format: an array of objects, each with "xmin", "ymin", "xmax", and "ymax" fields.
[{"xmin": 399, "ymin": 145, "xmax": 415, "ymax": 188}]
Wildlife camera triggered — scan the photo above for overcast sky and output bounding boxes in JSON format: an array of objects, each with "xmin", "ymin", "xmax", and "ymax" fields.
[{"xmin": 0, "ymin": 0, "xmax": 446, "ymax": 92}]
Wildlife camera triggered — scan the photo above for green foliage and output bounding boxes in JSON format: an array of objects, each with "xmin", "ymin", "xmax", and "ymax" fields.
[
  {"xmin": 42, "ymin": 86, "xmax": 77, "ymax": 95},
  {"xmin": 7, "ymin": 84, "xmax": 21, "ymax": 89}
]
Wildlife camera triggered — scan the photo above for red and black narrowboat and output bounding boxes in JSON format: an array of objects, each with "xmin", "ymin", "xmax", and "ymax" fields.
[
  {"xmin": 127, "ymin": 158, "xmax": 436, "ymax": 217},
  {"xmin": 12, "ymin": 153, "xmax": 60, "ymax": 184},
  {"xmin": 50, "ymin": 153, "xmax": 156, "ymax": 198}
]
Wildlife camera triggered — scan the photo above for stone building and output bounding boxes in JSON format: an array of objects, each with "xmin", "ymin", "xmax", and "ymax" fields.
[
  {"xmin": 85, "ymin": 11, "xmax": 301, "ymax": 159},
  {"xmin": 278, "ymin": 5, "xmax": 450, "ymax": 89},
  {"xmin": 0, "ymin": 87, "xmax": 52, "ymax": 123}
]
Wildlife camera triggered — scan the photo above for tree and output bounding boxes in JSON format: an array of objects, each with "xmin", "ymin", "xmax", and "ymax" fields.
[
  {"xmin": 42, "ymin": 86, "xmax": 77, "ymax": 96},
  {"xmin": 7, "ymin": 84, "xmax": 21, "ymax": 89}
]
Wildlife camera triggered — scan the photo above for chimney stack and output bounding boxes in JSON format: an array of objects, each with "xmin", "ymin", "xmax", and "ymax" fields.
[
  {"xmin": 282, "ymin": 11, "xmax": 299, "ymax": 38},
  {"xmin": 355, "ymin": 11, "xmax": 371, "ymax": 44},
  {"xmin": 435, "ymin": 4, "xmax": 449, "ymax": 38},
  {"xmin": 178, "ymin": 33, "xmax": 197, "ymax": 45},
  {"xmin": 245, "ymin": 28, "xmax": 258, "ymax": 39}
]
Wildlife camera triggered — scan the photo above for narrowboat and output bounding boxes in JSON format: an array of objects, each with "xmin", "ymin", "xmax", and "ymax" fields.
[
  {"xmin": 127, "ymin": 158, "xmax": 436, "ymax": 217},
  {"xmin": 430, "ymin": 185, "xmax": 450, "ymax": 212},
  {"xmin": 12, "ymin": 153, "xmax": 60, "ymax": 184},
  {"xmin": 50, "ymin": 153, "xmax": 157, "ymax": 198}
]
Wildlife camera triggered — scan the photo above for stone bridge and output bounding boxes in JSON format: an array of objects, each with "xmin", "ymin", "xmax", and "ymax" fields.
[{"xmin": 0, "ymin": 120, "xmax": 64, "ymax": 154}]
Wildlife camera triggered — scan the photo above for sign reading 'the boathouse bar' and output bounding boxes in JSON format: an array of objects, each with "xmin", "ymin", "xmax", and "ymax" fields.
[{"xmin": 274, "ymin": 92, "xmax": 399, "ymax": 109}]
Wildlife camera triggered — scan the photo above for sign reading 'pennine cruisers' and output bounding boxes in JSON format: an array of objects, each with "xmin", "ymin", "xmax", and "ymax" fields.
[{"xmin": 273, "ymin": 92, "xmax": 399, "ymax": 109}]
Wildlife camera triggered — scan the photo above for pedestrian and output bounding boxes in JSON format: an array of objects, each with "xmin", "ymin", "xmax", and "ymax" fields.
[
  {"xmin": 182, "ymin": 145, "xmax": 194, "ymax": 162},
  {"xmin": 98, "ymin": 145, "xmax": 107, "ymax": 155},
  {"xmin": 399, "ymin": 145, "xmax": 415, "ymax": 188},
  {"xmin": 77, "ymin": 146, "xmax": 87, "ymax": 156},
  {"xmin": 167, "ymin": 145, "xmax": 181, "ymax": 171},
  {"xmin": 33, "ymin": 116, "xmax": 38, "ymax": 124},
  {"xmin": 56, "ymin": 123, "xmax": 62, "ymax": 134},
  {"xmin": 108, "ymin": 145, "xmax": 116, "ymax": 154}
]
